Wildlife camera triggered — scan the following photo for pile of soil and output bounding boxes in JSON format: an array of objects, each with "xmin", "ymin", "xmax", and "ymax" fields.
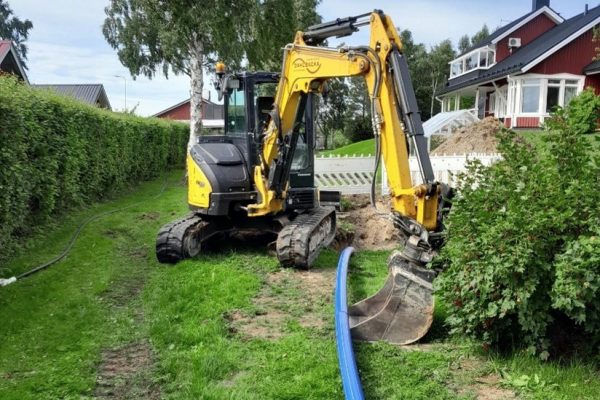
[
  {"xmin": 431, "ymin": 117, "xmax": 502, "ymax": 155},
  {"xmin": 335, "ymin": 194, "xmax": 400, "ymax": 251}
]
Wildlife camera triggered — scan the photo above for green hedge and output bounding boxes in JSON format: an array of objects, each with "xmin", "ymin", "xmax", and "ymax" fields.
[{"xmin": 0, "ymin": 76, "xmax": 188, "ymax": 261}]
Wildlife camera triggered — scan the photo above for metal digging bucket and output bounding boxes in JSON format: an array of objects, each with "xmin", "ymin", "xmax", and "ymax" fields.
[{"xmin": 348, "ymin": 249, "xmax": 436, "ymax": 345}]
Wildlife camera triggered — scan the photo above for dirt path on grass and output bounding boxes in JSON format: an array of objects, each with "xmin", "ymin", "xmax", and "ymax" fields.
[
  {"xmin": 94, "ymin": 341, "xmax": 160, "ymax": 400},
  {"xmin": 94, "ymin": 223, "xmax": 161, "ymax": 399},
  {"xmin": 226, "ymin": 267, "xmax": 336, "ymax": 339}
]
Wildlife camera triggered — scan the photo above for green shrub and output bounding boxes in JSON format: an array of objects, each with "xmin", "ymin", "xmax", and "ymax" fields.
[
  {"xmin": 437, "ymin": 93, "xmax": 600, "ymax": 357},
  {"xmin": 544, "ymin": 87, "xmax": 600, "ymax": 135},
  {"xmin": 0, "ymin": 76, "xmax": 188, "ymax": 263}
]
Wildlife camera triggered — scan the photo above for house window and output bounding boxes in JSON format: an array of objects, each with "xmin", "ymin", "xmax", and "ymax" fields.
[
  {"xmin": 449, "ymin": 46, "xmax": 496, "ymax": 78},
  {"xmin": 546, "ymin": 79, "xmax": 561, "ymax": 113},
  {"xmin": 510, "ymin": 75, "xmax": 584, "ymax": 117},
  {"xmin": 564, "ymin": 80, "xmax": 579, "ymax": 105},
  {"xmin": 521, "ymin": 79, "xmax": 541, "ymax": 113}
]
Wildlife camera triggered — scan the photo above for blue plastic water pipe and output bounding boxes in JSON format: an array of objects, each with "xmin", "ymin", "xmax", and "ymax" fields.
[{"xmin": 334, "ymin": 247, "xmax": 365, "ymax": 400}]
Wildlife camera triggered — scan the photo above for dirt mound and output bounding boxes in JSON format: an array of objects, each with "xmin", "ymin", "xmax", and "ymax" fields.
[
  {"xmin": 336, "ymin": 195, "xmax": 400, "ymax": 251},
  {"xmin": 431, "ymin": 117, "xmax": 501, "ymax": 155}
]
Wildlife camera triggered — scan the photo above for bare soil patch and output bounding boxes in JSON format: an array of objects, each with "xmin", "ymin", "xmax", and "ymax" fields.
[
  {"xmin": 226, "ymin": 268, "xmax": 335, "ymax": 339},
  {"xmin": 431, "ymin": 117, "xmax": 501, "ymax": 156},
  {"xmin": 137, "ymin": 212, "xmax": 160, "ymax": 221},
  {"xmin": 94, "ymin": 340, "xmax": 160, "ymax": 400},
  {"xmin": 451, "ymin": 356, "xmax": 517, "ymax": 400},
  {"xmin": 335, "ymin": 195, "xmax": 400, "ymax": 251}
]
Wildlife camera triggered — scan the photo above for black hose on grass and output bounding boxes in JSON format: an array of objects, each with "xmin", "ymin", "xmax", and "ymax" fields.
[{"xmin": 0, "ymin": 174, "xmax": 171, "ymax": 287}]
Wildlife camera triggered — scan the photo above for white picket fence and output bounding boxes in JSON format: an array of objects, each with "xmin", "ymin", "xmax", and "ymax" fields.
[{"xmin": 314, "ymin": 153, "xmax": 501, "ymax": 194}]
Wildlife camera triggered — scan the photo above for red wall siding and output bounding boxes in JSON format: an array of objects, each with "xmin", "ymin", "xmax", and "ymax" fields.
[
  {"xmin": 516, "ymin": 117, "xmax": 540, "ymax": 128},
  {"xmin": 585, "ymin": 74, "xmax": 600, "ymax": 93},
  {"xmin": 159, "ymin": 102, "xmax": 191, "ymax": 120},
  {"xmin": 504, "ymin": 118, "xmax": 511, "ymax": 128},
  {"xmin": 530, "ymin": 29, "xmax": 595, "ymax": 75},
  {"xmin": 496, "ymin": 14, "xmax": 557, "ymax": 62}
]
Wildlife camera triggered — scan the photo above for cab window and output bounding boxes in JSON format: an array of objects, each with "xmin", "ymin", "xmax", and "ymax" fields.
[{"xmin": 226, "ymin": 86, "xmax": 246, "ymax": 136}]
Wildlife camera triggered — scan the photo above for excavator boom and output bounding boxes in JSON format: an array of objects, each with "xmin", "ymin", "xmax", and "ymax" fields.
[{"xmin": 247, "ymin": 10, "xmax": 450, "ymax": 344}]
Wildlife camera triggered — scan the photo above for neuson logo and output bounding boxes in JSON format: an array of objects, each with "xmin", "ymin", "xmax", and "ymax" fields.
[{"xmin": 293, "ymin": 58, "xmax": 321, "ymax": 73}]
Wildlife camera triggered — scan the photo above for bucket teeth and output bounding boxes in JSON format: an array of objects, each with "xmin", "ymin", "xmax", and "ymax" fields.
[{"xmin": 348, "ymin": 253, "xmax": 435, "ymax": 345}]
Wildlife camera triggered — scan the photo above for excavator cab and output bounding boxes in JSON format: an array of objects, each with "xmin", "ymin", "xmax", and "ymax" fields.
[{"xmin": 214, "ymin": 71, "xmax": 324, "ymax": 210}]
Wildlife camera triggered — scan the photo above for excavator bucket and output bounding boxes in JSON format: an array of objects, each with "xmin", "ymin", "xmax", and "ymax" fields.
[{"xmin": 348, "ymin": 251, "xmax": 436, "ymax": 345}]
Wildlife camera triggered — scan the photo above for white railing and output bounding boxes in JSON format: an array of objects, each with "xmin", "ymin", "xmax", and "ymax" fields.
[{"xmin": 315, "ymin": 153, "xmax": 501, "ymax": 194}]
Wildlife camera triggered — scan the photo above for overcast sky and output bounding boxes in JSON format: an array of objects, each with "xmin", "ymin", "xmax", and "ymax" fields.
[{"xmin": 8, "ymin": 0, "xmax": 593, "ymax": 116}]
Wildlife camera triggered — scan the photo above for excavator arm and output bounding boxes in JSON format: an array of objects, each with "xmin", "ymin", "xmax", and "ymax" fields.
[
  {"xmin": 248, "ymin": 10, "xmax": 441, "ymax": 235},
  {"xmin": 248, "ymin": 10, "xmax": 450, "ymax": 345}
]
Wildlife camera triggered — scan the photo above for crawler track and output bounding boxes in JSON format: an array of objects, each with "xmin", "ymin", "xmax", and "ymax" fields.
[
  {"xmin": 155, "ymin": 214, "xmax": 222, "ymax": 264},
  {"xmin": 276, "ymin": 206, "xmax": 336, "ymax": 268}
]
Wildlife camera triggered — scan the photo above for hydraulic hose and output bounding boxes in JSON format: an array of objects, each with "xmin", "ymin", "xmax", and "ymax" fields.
[
  {"xmin": 0, "ymin": 173, "xmax": 170, "ymax": 287},
  {"xmin": 335, "ymin": 247, "xmax": 365, "ymax": 400}
]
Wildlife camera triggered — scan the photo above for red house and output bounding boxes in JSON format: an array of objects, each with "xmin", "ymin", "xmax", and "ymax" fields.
[
  {"xmin": 153, "ymin": 98, "xmax": 224, "ymax": 130},
  {"xmin": 438, "ymin": 1, "xmax": 600, "ymax": 129}
]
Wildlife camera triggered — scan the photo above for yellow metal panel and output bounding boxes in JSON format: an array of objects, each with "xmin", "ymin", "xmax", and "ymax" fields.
[{"xmin": 187, "ymin": 154, "xmax": 212, "ymax": 209}]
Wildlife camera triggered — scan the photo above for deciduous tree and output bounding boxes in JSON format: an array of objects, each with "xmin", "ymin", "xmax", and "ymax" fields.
[
  {"xmin": 103, "ymin": 0, "xmax": 320, "ymax": 150},
  {"xmin": 0, "ymin": 0, "xmax": 33, "ymax": 69}
]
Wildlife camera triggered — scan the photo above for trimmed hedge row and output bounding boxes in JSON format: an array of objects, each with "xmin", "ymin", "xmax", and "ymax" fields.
[{"xmin": 0, "ymin": 76, "xmax": 188, "ymax": 262}]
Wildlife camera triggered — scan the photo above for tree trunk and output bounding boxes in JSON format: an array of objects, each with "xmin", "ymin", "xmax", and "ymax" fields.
[
  {"xmin": 188, "ymin": 37, "xmax": 204, "ymax": 152},
  {"xmin": 430, "ymin": 74, "xmax": 438, "ymax": 117}
]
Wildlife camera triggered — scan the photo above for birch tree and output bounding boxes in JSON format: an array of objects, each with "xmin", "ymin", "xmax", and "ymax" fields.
[
  {"xmin": 103, "ymin": 0, "xmax": 320, "ymax": 152},
  {"xmin": 0, "ymin": 0, "xmax": 33, "ymax": 69}
]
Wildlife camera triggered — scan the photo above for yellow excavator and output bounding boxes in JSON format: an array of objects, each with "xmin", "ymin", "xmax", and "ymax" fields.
[{"xmin": 156, "ymin": 10, "xmax": 452, "ymax": 344}]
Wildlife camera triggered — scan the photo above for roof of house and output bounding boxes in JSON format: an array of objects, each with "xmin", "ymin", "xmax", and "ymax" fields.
[
  {"xmin": 32, "ymin": 84, "xmax": 111, "ymax": 109},
  {"xmin": 439, "ymin": 5, "xmax": 600, "ymax": 95},
  {"xmin": 583, "ymin": 59, "xmax": 600, "ymax": 74},
  {"xmin": 0, "ymin": 40, "xmax": 29, "ymax": 84},
  {"xmin": 457, "ymin": 6, "xmax": 563, "ymax": 57},
  {"xmin": 152, "ymin": 97, "xmax": 217, "ymax": 118}
]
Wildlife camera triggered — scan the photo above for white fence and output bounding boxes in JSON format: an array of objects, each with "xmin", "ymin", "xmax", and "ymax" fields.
[{"xmin": 314, "ymin": 153, "xmax": 501, "ymax": 194}]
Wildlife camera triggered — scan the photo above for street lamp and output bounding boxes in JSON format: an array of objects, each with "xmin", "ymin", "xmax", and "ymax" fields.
[{"xmin": 114, "ymin": 75, "xmax": 127, "ymax": 110}]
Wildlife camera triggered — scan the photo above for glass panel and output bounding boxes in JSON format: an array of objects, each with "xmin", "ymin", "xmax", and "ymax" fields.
[
  {"xmin": 522, "ymin": 78, "xmax": 540, "ymax": 86},
  {"xmin": 565, "ymin": 79, "xmax": 579, "ymax": 85},
  {"xmin": 465, "ymin": 54, "xmax": 477, "ymax": 71},
  {"xmin": 291, "ymin": 114, "xmax": 309, "ymax": 170},
  {"xmin": 487, "ymin": 50, "xmax": 495, "ymax": 66},
  {"xmin": 546, "ymin": 85, "xmax": 560, "ymax": 112},
  {"xmin": 522, "ymin": 85, "xmax": 540, "ymax": 113},
  {"xmin": 226, "ymin": 87, "xmax": 246, "ymax": 136},
  {"xmin": 451, "ymin": 61, "xmax": 462, "ymax": 77},
  {"xmin": 479, "ymin": 50, "xmax": 488, "ymax": 67},
  {"xmin": 548, "ymin": 79, "xmax": 561, "ymax": 85},
  {"xmin": 564, "ymin": 86, "xmax": 578, "ymax": 105}
]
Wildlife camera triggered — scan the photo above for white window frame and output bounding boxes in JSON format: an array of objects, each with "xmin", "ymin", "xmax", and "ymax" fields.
[
  {"xmin": 488, "ymin": 92, "xmax": 495, "ymax": 113},
  {"xmin": 449, "ymin": 46, "xmax": 497, "ymax": 79},
  {"xmin": 494, "ymin": 86, "xmax": 508, "ymax": 118},
  {"xmin": 508, "ymin": 73, "xmax": 585, "ymax": 119}
]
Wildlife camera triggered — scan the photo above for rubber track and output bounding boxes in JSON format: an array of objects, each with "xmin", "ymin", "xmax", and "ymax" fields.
[
  {"xmin": 155, "ymin": 214, "xmax": 206, "ymax": 264},
  {"xmin": 276, "ymin": 207, "xmax": 336, "ymax": 268}
]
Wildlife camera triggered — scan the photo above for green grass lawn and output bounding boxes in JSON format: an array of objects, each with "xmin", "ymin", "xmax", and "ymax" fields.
[
  {"xmin": 319, "ymin": 139, "xmax": 375, "ymax": 157},
  {"xmin": 1, "ymin": 170, "xmax": 599, "ymax": 399}
]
